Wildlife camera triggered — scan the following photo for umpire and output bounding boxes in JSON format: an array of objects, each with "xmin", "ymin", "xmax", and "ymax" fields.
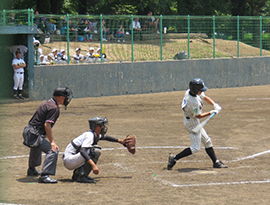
[{"xmin": 22, "ymin": 86, "xmax": 73, "ymax": 183}]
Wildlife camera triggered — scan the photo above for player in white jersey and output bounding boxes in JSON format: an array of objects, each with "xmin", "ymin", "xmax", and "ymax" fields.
[
  {"xmin": 62, "ymin": 117, "xmax": 125, "ymax": 183},
  {"xmin": 167, "ymin": 78, "xmax": 228, "ymax": 170},
  {"xmin": 12, "ymin": 50, "xmax": 26, "ymax": 99}
]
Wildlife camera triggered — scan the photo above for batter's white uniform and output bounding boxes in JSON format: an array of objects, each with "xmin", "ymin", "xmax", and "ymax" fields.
[
  {"xmin": 182, "ymin": 89, "xmax": 213, "ymax": 153},
  {"xmin": 63, "ymin": 131, "xmax": 99, "ymax": 170},
  {"xmin": 12, "ymin": 58, "xmax": 25, "ymax": 90}
]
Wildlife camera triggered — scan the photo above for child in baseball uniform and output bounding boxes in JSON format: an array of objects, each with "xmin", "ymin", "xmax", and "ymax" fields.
[
  {"xmin": 12, "ymin": 50, "xmax": 26, "ymax": 99},
  {"xmin": 167, "ymin": 78, "xmax": 228, "ymax": 170}
]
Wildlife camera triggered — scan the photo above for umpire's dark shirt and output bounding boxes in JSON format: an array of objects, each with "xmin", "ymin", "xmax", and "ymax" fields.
[{"xmin": 29, "ymin": 98, "xmax": 60, "ymax": 133}]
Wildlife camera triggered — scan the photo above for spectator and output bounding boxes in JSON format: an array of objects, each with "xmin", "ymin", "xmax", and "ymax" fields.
[
  {"xmin": 102, "ymin": 20, "xmax": 114, "ymax": 41},
  {"xmin": 96, "ymin": 47, "xmax": 106, "ymax": 62},
  {"xmin": 52, "ymin": 48, "xmax": 58, "ymax": 59},
  {"xmin": 58, "ymin": 49, "xmax": 68, "ymax": 63},
  {"xmin": 73, "ymin": 47, "xmax": 85, "ymax": 63},
  {"xmin": 34, "ymin": 11, "xmax": 47, "ymax": 34},
  {"xmin": 130, "ymin": 18, "xmax": 143, "ymax": 41},
  {"xmin": 69, "ymin": 19, "xmax": 78, "ymax": 41},
  {"xmin": 117, "ymin": 24, "xmax": 125, "ymax": 42},
  {"xmin": 39, "ymin": 55, "xmax": 50, "ymax": 65},
  {"xmin": 78, "ymin": 19, "xmax": 93, "ymax": 42},
  {"xmin": 33, "ymin": 40, "xmax": 43, "ymax": 65},
  {"xmin": 86, "ymin": 47, "xmax": 95, "ymax": 63},
  {"xmin": 47, "ymin": 53, "xmax": 56, "ymax": 65},
  {"xmin": 144, "ymin": 11, "xmax": 159, "ymax": 33}
]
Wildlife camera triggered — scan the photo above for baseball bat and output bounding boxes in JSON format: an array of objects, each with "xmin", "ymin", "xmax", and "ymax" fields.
[{"xmin": 191, "ymin": 112, "xmax": 216, "ymax": 133}]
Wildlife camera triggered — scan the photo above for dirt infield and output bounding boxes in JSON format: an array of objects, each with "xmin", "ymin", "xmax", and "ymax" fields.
[{"xmin": 1, "ymin": 85, "xmax": 270, "ymax": 204}]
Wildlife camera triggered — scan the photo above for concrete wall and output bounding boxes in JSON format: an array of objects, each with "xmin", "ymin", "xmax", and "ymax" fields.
[{"xmin": 30, "ymin": 57, "xmax": 270, "ymax": 100}]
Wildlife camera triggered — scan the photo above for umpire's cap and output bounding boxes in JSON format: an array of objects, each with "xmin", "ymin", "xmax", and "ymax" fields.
[{"xmin": 189, "ymin": 78, "xmax": 208, "ymax": 95}]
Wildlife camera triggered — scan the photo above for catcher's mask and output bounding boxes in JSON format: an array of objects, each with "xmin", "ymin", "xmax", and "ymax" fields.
[
  {"xmin": 53, "ymin": 86, "xmax": 73, "ymax": 109},
  {"xmin": 189, "ymin": 78, "xmax": 208, "ymax": 95},
  {"xmin": 88, "ymin": 117, "xmax": 108, "ymax": 135}
]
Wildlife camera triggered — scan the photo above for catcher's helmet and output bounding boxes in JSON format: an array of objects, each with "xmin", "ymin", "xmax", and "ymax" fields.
[
  {"xmin": 88, "ymin": 117, "xmax": 108, "ymax": 134},
  {"xmin": 53, "ymin": 86, "xmax": 73, "ymax": 109},
  {"xmin": 189, "ymin": 78, "xmax": 208, "ymax": 95}
]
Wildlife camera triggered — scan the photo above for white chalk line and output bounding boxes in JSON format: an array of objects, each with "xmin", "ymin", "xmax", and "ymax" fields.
[
  {"xmin": 0, "ymin": 146, "xmax": 237, "ymax": 160},
  {"xmin": 231, "ymin": 149, "xmax": 270, "ymax": 162},
  {"xmin": 152, "ymin": 177, "xmax": 270, "ymax": 188},
  {"xmin": 236, "ymin": 97, "xmax": 270, "ymax": 101}
]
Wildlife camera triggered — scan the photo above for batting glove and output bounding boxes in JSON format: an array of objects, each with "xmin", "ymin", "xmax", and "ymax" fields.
[
  {"xmin": 213, "ymin": 103, "xmax": 222, "ymax": 112},
  {"xmin": 210, "ymin": 109, "xmax": 219, "ymax": 114}
]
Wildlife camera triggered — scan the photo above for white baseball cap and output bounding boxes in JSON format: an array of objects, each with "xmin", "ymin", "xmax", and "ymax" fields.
[
  {"xmin": 76, "ymin": 47, "xmax": 81, "ymax": 52},
  {"xmin": 52, "ymin": 48, "xmax": 57, "ymax": 52},
  {"xmin": 60, "ymin": 49, "xmax": 65, "ymax": 53},
  {"xmin": 89, "ymin": 47, "xmax": 94, "ymax": 51},
  {"xmin": 34, "ymin": 39, "xmax": 40, "ymax": 44},
  {"xmin": 97, "ymin": 47, "xmax": 101, "ymax": 52},
  {"xmin": 40, "ymin": 55, "xmax": 44, "ymax": 58}
]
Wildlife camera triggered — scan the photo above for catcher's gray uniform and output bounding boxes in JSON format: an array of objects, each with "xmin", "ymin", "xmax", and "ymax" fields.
[
  {"xmin": 182, "ymin": 89, "xmax": 212, "ymax": 153},
  {"xmin": 63, "ymin": 131, "xmax": 101, "ymax": 170}
]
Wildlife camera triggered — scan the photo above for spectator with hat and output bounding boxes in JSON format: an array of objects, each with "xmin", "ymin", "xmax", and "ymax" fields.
[
  {"xmin": 95, "ymin": 47, "xmax": 107, "ymax": 62},
  {"xmin": 58, "ymin": 49, "xmax": 68, "ymax": 63},
  {"xmin": 86, "ymin": 47, "xmax": 95, "ymax": 63},
  {"xmin": 73, "ymin": 48, "xmax": 85, "ymax": 63}
]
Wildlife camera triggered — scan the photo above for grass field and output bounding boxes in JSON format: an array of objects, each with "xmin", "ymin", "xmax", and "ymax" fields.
[{"xmin": 39, "ymin": 36, "xmax": 270, "ymax": 63}]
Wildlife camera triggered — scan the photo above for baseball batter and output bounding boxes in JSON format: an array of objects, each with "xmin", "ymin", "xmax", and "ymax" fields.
[
  {"xmin": 12, "ymin": 50, "xmax": 26, "ymax": 99},
  {"xmin": 167, "ymin": 78, "xmax": 228, "ymax": 170},
  {"xmin": 62, "ymin": 117, "xmax": 126, "ymax": 183}
]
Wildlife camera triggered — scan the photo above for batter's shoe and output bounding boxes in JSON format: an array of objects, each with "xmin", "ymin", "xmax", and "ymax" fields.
[
  {"xmin": 213, "ymin": 161, "xmax": 228, "ymax": 168},
  {"xmin": 167, "ymin": 153, "xmax": 176, "ymax": 170},
  {"xmin": 38, "ymin": 175, "xmax": 58, "ymax": 183},
  {"xmin": 77, "ymin": 176, "xmax": 96, "ymax": 183},
  {"xmin": 27, "ymin": 168, "xmax": 41, "ymax": 176}
]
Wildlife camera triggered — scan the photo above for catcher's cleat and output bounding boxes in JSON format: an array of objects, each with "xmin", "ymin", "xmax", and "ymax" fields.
[
  {"xmin": 167, "ymin": 153, "xmax": 176, "ymax": 170},
  {"xmin": 76, "ymin": 176, "xmax": 96, "ymax": 183},
  {"xmin": 72, "ymin": 172, "xmax": 78, "ymax": 181},
  {"xmin": 27, "ymin": 168, "xmax": 40, "ymax": 176},
  {"xmin": 213, "ymin": 161, "xmax": 228, "ymax": 168}
]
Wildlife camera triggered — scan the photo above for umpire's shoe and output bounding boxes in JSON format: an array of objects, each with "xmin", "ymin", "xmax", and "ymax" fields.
[
  {"xmin": 38, "ymin": 175, "xmax": 58, "ymax": 183},
  {"xmin": 167, "ymin": 153, "xmax": 177, "ymax": 170},
  {"xmin": 27, "ymin": 168, "xmax": 40, "ymax": 176},
  {"xmin": 213, "ymin": 161, "xmax": 228, "ymax": 168}
]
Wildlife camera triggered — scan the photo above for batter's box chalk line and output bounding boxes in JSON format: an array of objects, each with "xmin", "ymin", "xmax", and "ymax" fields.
[
  {"xmin": 0, "ymin": 146, "xmax": 237, "ymax": 160},
  {"xmin": 152, "ymin": 176, "xmax": 270, "ymax": 188}
]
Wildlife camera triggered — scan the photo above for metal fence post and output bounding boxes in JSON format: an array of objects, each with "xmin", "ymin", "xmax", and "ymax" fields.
[
  {"xmin": 237, "ymin": 16, "xmax": 239, "ymax": 58},
  {"xmin": 67, "ymin": 14, "xmax": 70, "ymax": 64},
  {"xmin": 3, "ymin": 9, "xmax": 5, "ymax": 26},
  {"xmin": 131, "ymin": 15, "xmax": 134, "ymax": 62},
  {"xmin": 31, "ymin": 9, "xmax": 34, "ymax": 26},
  {"xmin": 28, "ymin": 8, "xmax": 30, "ymax": 26},
  {"xmin": 260, "ymin": 16, "xmax": 262, "ymax": 57},
  {"xmin": 100, "ymin": 14, "xmax": 103, "ymax": 63},
  {"xmin": 188, "ymin": 15, "xmax": 190, "ymax": 59},
  {"xmin": 160, "ymin": 15, "xmax": 163, "ymax": 61},
  {"xmin": 213, "ymin": 15, "xmax": 215, "ymax": 59}
]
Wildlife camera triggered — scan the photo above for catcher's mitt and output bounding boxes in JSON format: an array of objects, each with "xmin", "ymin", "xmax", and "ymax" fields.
[{"xmin": 123, "ymin": 134, "xmax": 136, "ymax": 154}]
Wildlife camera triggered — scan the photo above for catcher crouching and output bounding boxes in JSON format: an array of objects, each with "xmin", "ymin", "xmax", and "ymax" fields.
[{"xmin": 62, "ymin": 116, "xmax": 136, "ymax": 183}]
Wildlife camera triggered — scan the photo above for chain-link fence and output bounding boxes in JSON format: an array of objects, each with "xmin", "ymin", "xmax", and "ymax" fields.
[{"xmin": 2, "ymin": 9, "xmax": 270, "ymax": 65}]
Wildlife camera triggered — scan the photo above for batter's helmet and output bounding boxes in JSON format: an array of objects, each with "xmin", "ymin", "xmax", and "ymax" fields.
[
  {"xmin": 189, "ymin": 78, "xmax": 208, "ymax": 95},
  {"xmin": 88, "ymin": 117, "xmax": 108, "ymax": 135},
  {"xmin": 53, "ymin": 86, "xmax": 73, "ymax": 109}
]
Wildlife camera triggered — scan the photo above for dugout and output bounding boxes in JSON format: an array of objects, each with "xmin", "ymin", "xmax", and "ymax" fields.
[{"xmin": 0, "ymin": 25, "xmax": 36, "ymax": 98}]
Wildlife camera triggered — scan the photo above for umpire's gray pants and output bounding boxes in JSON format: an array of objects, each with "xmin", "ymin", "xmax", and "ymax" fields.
[{"xmin": 29, "ymin": 137, "xmax": 58, "ymax": 176}]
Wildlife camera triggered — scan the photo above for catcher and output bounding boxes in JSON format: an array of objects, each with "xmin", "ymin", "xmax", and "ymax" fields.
[{"xmin": 62, "ymin": 116, "xmax": 136, "ymax": 183}]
